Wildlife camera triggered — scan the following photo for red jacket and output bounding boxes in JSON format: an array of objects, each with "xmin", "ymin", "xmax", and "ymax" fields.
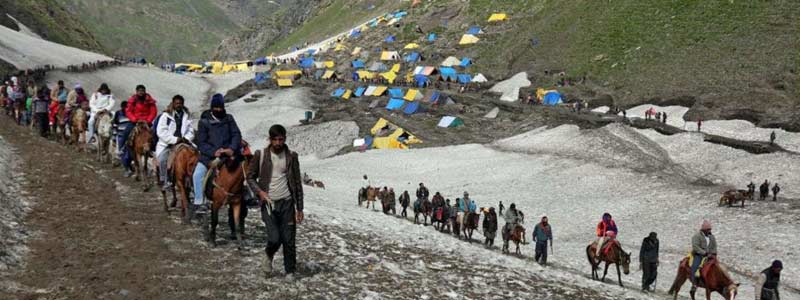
[{"xmin": 126, "ymin": 94, "xmax": 158, "ymax": 124}]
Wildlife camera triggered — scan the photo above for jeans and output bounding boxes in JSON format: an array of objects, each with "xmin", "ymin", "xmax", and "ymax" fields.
[
  {"xmin": 262, "ymin": 198, "xmax": 297, "ymax": 274},
  {"xmin": 192, "ymin": 162, "xmax": 208, "ymax": 205},
  {"xmin": 535, "ymin": 240, "xmax": 548, "ymax": 264},
  {"xmin": 158, "ymin": 148, "xmax": 171, "ymax": 184},
  {"xmin": 118, "ymin": 125, "xmax": 133, "ymax": 170},
  {"xmin": 690, "ymin": 254, "xmax": 703, "ymax": 282}
]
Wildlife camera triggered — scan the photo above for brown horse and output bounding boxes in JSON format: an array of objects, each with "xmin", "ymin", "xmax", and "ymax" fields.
[
  {"xmin": 463, "ymin": 212, "xmax": 480, "ymax": 241},
  {"xmin": 421, "ymin": 198, "xmax": 432, "ymax": 225},
  {"xmin": 129, "ymin": 121, "xmax": 154, "ymax": 191},
  {"xmin": 668, "ymin": 257, "xmax": 740, "ymax": 300},
  {"xmin": 719, "ymin": 189, "xmax": 751, "ymax": 208},
  {"xmin": 586, "ymin": 240, "xmax": 631, "ymax": 287},
  {"xmin": 52, "ymin": 103, "xmax": 68, "ymax": 144},
  {"xmin": 161, "ymin": 143, "xmax": 198, "ymax": 223},
  {"xmin": 70, "ymin": 104, "xmax": 88, "ymax": 152},
  {"xmin": 206, "ymin": 156, "xmax": 248, "ymax": 248},
  {"xmin": 94, "ymin": 110, "xmax": 114, "ymax": 163},
  {"xmin": 502, "ymin": 224, "xmax": 525, "ymax": 254}
]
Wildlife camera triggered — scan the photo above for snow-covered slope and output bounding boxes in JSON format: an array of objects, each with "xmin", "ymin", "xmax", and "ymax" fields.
[{"xmin": 0, "ymin": 24, "xmax": 111, "ymax": 69}]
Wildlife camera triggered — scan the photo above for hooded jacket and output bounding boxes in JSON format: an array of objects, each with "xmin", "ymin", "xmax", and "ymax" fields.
[
  {"xmin": 195, "ymin": 113, "xmax": 241, "ymax": 166},
  {"xmin": 155, "ymin": 109, "xmax": 194, "ymax": 158},
  {"xmin": 125, "ymin": 94, "xmax": 158, "ymax": 123},
  {"xmin": 89, "ymin": 92, "xmax": 116, "ymax": 113}
]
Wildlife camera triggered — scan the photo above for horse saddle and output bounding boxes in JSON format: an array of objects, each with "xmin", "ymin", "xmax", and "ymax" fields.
[
  {"xmin": 203, "ymin": 157, "xmax": 244, "ymax": 199},
  {"xmin": 682, "ymin": 254, "xmax": 716, "ymax": 283}
]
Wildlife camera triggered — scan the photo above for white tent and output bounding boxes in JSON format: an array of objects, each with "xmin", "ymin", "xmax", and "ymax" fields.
[
  {"xmin": 440, "ymin": 56, "xmax": 461, "ymax": 67},
  {"xmin": 472, "ymin": 73, "xmax": 488, "ymax": 83},
  {"xmin": 364, "ymin": 86, "xmax": 378, "ymax": 96}
]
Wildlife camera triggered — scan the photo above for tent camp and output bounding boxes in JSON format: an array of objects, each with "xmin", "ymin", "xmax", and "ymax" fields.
[
  {"xmin": 437, "ymin": 116, "xmax": 464, "ymax": 128},
  {"xmin": 342, "ymin": 89, "xmax": 352, "ymax": 100},
  {"xmin": 459, "ymin": 34, "xmax": 480, "ymax": 45},
  {"xmin": 413, "ymin": 74, "xmax": 428, "ymax": 87},
  {"xmin": 404, "ymin": 43, "xmax": 419, "ymax": 49},
  {"xmin": 391, "ymin": 63, "xmax": 401, "ymax": 73},
  {"xmin": 372, "ymin": 86, "xmax": 388, "ymax": 96},
  {"xmin": 334, "ymin": 43, "xmax": 348, "ymax": 51},
  {"xmin": 254, "ymin": 72, "xmax": 270, "ymax": 84},
  {"xmin": 456, "ymin": 74, "xmax": 473, "ymax": 84},
  {"xmin": 323, "ymin": 61, "xmax": 335, "ymax": 68},
  {"xmin": 322, "ymin": 70, "xmax": 338, "ymax": 80},
  {"xmin": 275, "ymin": 70, "xmax": 302, "ymax": 78},
  {"xmin": 380, "ymin": 51, "xmax": 400, "ymax": 61},
  {"xmin": 331, "ymin": 87, "xmax": 346, "ymax": 98},
  {"xmin": 488, "ymin": 13, "xmax": 509, "ymax": 22},
  {"xmin": 364, "ymin": 86, "xmax": 378, "ymax": 96},
  {"xmin": 356, "ymin": 70, "xmax": 375, "ymax": 80},
  {"xmin": 369, "ymin": 118, "xmax": 422, "ymax": 149},
  {"xmin": 300, "ymin": 58, "xmax": 315, "ymax": 68},
  {"xmin": 440, "ymin": 56, "xmax": 461, "ymax": 67}
]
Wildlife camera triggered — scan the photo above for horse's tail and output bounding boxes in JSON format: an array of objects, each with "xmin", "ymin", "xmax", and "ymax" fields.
[{"xmin": 585, "ymin": 244, "xmax": 595, "ymax": 266}]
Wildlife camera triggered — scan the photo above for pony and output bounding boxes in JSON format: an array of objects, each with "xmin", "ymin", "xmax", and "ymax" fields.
[
  {"xmin": 206, "ymin": 155, "xmax": 249, "ymax": 248},
  {"xmin": 421, "ymin": 198, "xmax": 432, "ymax": 225},
  {"xmin": 52, "ymin": 103, "xmax": 68, "ymax": 144},
  {"xmin": 668, "ymin": 257, "xmax": 740, "ymax": 300},
  {"xmin": 719, "ymin": 189, "xmax": 751, "ymax": 208},
  {"xmin": 586, "ymin": 240, "xmax": 631, "ymax": 287},
  {"xmin": 94, "ymin": 110, "xmax": 114, "ymax": 163},
  {"xmin": 357, "ymin": 187, "xmax": 366, "ymax": 207},
  {"xmin": 70, "ymin": 102, "xmax": 89, "ymax": 152},
  {"xmin": 129, "ymin": 121, "xmax": 154, "ymax": 191},
  {"xmin": 161, "ymin": 143, "xmax": 198, "ymax": 223},
  {"xmin": 433, "ymin": 206, "xmax": 447, "ymax": 231},
  {"xmin": 365, "ymin": 187, "xmax": 377, "ymax": 210},
  {"xmin": 462, "ymin": 212, "xmax": 480, "ymax": 241},
  {"xmin": 502, "ymin": 224, "xmax": 525, "ymax": 254}
]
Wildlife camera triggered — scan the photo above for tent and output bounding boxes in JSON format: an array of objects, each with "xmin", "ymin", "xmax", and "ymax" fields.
[
  {"xmin": 350, "ymin": 29, "xmax": 361, "ymax": 37},
  {"xmin": 437, "ymin": 116, "xmax": 464, "ymax": 128},
  {"xmin": 322, "ymin": 70, "xmax": 337, "ymax": 80},
  {"xmin": 314, "ymin": 62, "xmax": 326, "ymax": 69},
  {"xmin": 403, "ymin": 101, "xmax": 420, "ymax": 115},
  {"xmin": 404, "ymin": 43, "xmax": 419, "ymax": 49},
  {"xmin": 352, "ymin": 60, "xmax": 366, "ymax": 69},
  {"xmin": 369, "ymin": 99, "xmax": 381, "ymax": 109},
  {"xmin": 388, "ymin": 88, "xmax": 404, "ymax": 98},
  {"xmin": 427, "ymin": 33, "xmax": 437, "ymax": 42},
  {"xmin": 390, "ymin": 63, "xmax": 401, "ymax": 73},
  {"xmin": 334, "ymin": 43, "xmax": 348, "ymax": 51},
  {"xmin": 467, "ymin": 26, "xmax": 483, "ymax": 35},
  {"xmin": 457, "ymin": 74, "xmax": 473, "ymax": 84},
  {"xmin": 459, "ymin": 57, "xmax": 472, "ymax": 68},
  {"xmin": 472, "ymin": 73, "xmax": 488, "ymax": 83},
  {"xmin": 351, "ymin": 47, "xmax": 362, "ymax": 56},
  {"xmin": 372, "ymin": 86, "xmax": 388, "ymax": 96},
  {"xmin": 275, "ymin": 70, "xmax": 302, "ymax": 78},
  {"xmin": 323, "ymin": 61, "xmax": 335, "ymax": 68},
  {"xmin": 386, "ymin": 98, "xmax": 406, "ymax": 110},
  {"xmin": 543, "ymin": 91, "xmax": 563, "ymax": 106},
  {"xmin": 484, "ymin": 107, "xmax": 499, "ymax": 119},
  {"xmin": 404, "ymin": 52, "xmax": 420, "ymax": 62},
  {"xmin": 254, "ymin": 57, "xmax": 267, "ymax": 65},
  {"xmin": 368, "ymin": 62, "xmax": 387, "ymax": 72},
  {"xmin": 384, "ymin": 35, "xmax": 396, "ymax": 43},
  {"xmin": 438, "ymin": 67, "xmax": 457, "ymax": 81},
  {"xmin": 429, "ymin": 91, "xmax": 441, "ymax": 103},
  {"xmin": 354, "ymin": 86, "xmax": 366, "ymax": 97},
  {"xmin": 488, "ymin": 13, "xmax": 509, "ymax": 22},
  {"xmin": 342, "ymin": 89, "xmax": 352, "ymax": 100},
  {"xmin": 356, "ymin": 70, "xmax": 375, "ymax": 80},
  {"xmin": 413, "ymin": 74, "xmax": 428, "ymax": 87},
  {"xmin": 380, "ymin": 51, "xmax": 400, "ymax": 61},
  {"xmin": 370, "ymin": 118, "xmax": 390, "ymax": 135},
  {"xmin": 300, "ymin": 58, "xmax": 315, "ymax": 68},
  {"xmin": 404, "ymin": 89, "xmax": 422, "ymax": 101},
  {"xmin": 277, "ymin": 79, "xmax": 293, "ymax": 87},
  {"xmin": 364, "ymin": 86, "xmax": 378, "ymax": 96},
  {"xmin": 254, "ymin": 72, "xmax": 270, "ymax": 84},
  {"xmin": 459, "ymin": 34, "xmax": 480, "ymax": 45},
  {"xmin": 331, "ymin": 88, "xmax": 346, "ymax": 97},
  {"xmin": 380, "ymin": 71, "xmax": 397, "ymax": 83},
  {"xmin": 386, "ymin": 18, "xmax": 399, "ymax": 26},
  {"xmin": 440, "ymin": 56, "xmax": 461, "ymax": 67},
  {"xmin": 421, "ymin": 66, "xmax": 436, "ymax": 76}
]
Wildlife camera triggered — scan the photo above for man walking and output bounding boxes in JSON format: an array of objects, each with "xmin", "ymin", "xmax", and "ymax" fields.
[
  {"xmin": 755, "ymin": 260, "xmax": 782, "ymax": 300},
  {"xmin": 772, "ymin": 183, "xmax": 780, "ymax": 201},
  {"xmin": 399, "ymin": 190, "xmax": 410, "ymax": 218},
  {"xmin": 639, "ymin": 232, "xmax": 659, "ymax": 292},
  {"xmin": 246, "ymin": 124, "xmax": 304, "ymax": 277},
  {"xmin": 770, "ymin": 131, "xmax": 776, "ymax": 145},
  {"xmin": 533, "ymin": 215, "xmax": 553, "ymax": 265}
]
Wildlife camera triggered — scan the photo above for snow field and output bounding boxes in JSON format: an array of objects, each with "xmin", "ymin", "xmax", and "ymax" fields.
[{"xmin": 0, "ymin": 24, "xmax": 111, "ymax": 69}]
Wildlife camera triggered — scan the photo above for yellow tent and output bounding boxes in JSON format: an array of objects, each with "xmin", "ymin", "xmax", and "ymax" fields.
[
  {"xmin": 277, "ymin": 79, "xmax": 293, "ymax": 87},
  {"xmin": 373, "ymin": 136, "xmax": 407, "ymax": 149},
  {"xmin": 322, "ymin": 70, "xmax": 336, "ymax": 79},
  {"xmin": 235, "ymin": 63, "xmax": 250, "ymax": 72},
  {"xmin": 370, "ymin": 118, "xmax": 389, "ymax": 135},
  {"xmin": 205, "ymin": 61, "xmax": 224, "ymax": 74},
  {"xmin": 357, "ymin": 70, "xmax": 375, "ymax": 79},
  {"xmin": 488, "ymin": 13, "xmax": 509, "ymax": 22},
  {"xmin": 222, "ymin": 64, "xmax": 236, "ymax": 73},
  {"xmin": 275, "ymin": 70, "xmax": 302, "ymax": 78},
  {"xmin": 372, "ymin": 86, "xmax": 388, "ymax": 96},
  {"xmin": 334, "ymin": 43, "xmax": 348, "ymax": 51},
  {"xmin": 351, "ymin": 47, "xmax": 362, "ymax": 56},
  {"xmin": 391, "ymin": 63, "xmax": 401, "ymax": 73},
  {"xmin": 369, "ymin": 119, "xmax": 422, "ymax": 149},
  {"xmin": 459, "ymin": 34, "xmax": 480, "ymax": 45},
  {"xmin": 380, "ymin": 51, "xmax": 399, "ymax": 61},
  {"xmin": 405, "ymin": 71, "xmax": 415, "ymax": 82},
  {"xmin": 536, "ymin": 88, "xmax": 559, "ymax": 101},
  {"xmin": 342, "ymin": 89, "xmax": 352, "ymax": 100},
  {"xmin": 323, "ymin": 61, "xmax": 335, "ymax": 68},
  {"xmin": 404, "ymin": 89, "xmax": 420, "ymax": 101},
  {"xmin": 404, "ymin": 43, "xmax": 419, "ymax": 49},
  {"xmin": 380, "ymin": 71, "xmax": 397, "ymax": 84}
]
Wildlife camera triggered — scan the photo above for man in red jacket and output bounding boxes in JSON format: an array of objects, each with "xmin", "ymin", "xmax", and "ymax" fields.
[{"xmin": 125, "ymin": 85, "xmax": 157, "ymax": 125}]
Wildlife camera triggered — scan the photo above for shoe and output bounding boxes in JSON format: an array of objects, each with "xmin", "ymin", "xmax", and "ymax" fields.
[
  {"xmin": 193, "ymin": 204, "xmax": 208, "ymax": 215},
  {"xmin": 263, "ymin": 255, "xmax": 273, "ymax": 275},
  {"xmin": 161, "ymin": 182, "xmax": 173, "ymax": 192},
  {"xmin": 123, "ymin": 170, "xmax": 134, "ymax": 177}
]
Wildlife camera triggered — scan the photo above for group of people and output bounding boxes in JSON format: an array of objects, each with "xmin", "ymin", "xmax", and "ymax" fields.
[
  {"xmin": 644, "ymin": 108, "xmax": 668, "ymax": 124},
  {"xmin": 747, "ymin": 180, "xmax": 781, "ymax": 201}
]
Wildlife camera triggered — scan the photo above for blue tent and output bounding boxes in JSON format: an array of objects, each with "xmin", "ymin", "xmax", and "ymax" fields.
[
  {"xmin": 254, "ymin": 72, "xmax": 269, "ymax": 84},
  {"xmin": 364, "ymin": 135, "xmax": 374, "ymax": 148},
  {"xmin": 403, "ymin": 101, "xmax": 420, "ymax": 115},
  {"xmin": 394, "ymin": 11, "xmax": 408, "ymax": 18},
  {"xmin": 352, "ymin": 60, "xmax": 365, "ymax": 69},
  {"xmin": 388, "ymin": 88, "xmax": 404, "ymax": 98},
  {"xmin": 331, "ymin": 88, "xmax": 346, "ymax": 98},
  {"xmin": 300, "ymin": 58, "xmax": 314, "ymax": 68},
  {"xmin": 467, "ymin": 26, "xmax": 483, "ymax": 35},
  {"xmin": 350, "ymin": 29, "xmax": 361, "ymax": 37},
  {"xmin": 457, "ymin": 74, "xmax": 473, "ymax": 84},
  {"xmin": 429, "ymin": 91, "xmax": 441, "ymax": 103},
  {"xmin": 352, "ymin": 72, "xmax": 360, "ymax": 81},
  {"xmin": 543, "ymin": 92, "xmax": 563, "ymax": 106},
  {"xmin": 307, "ymin": 49, "xmax": 317, "ymax": 55},
  {"xmin": 439, "ymin": 67, "xmax": 457, "ymax": 81},
  {"xmin": 427, "ymin": 33, "xmax": 437, "ymax": 42},
  {"xmin": 459, "ymin": 58, "xmax": 472, "ymax": 68},
  {"xmin": 414, "ymin": 74, "xmax": 428, "ymax": 87},
  {"xmin": 354, "ymin": 86, "xmax": 366, "ymax": 97},
  {"xmin": 404, "ymin": 52, "xmax": 420, "ymax": 62},
  {"xmin": 386, "ymin": 98, "xmax": 406, "ymax": 110},
  {"xmin": 384, "ymin": 35, "xmax": 396, "ymax": 43},
  {"xmin": 254, "ymin": 57, "xmax": 267, "ymax": 65}
]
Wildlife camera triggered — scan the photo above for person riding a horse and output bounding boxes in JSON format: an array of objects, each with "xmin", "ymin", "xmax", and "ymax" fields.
[
  {"xmin": 690, "ymin": 220, "xmax": 717, "ymax": 286},
  {"xmin": 595, "ymin": 213, "xmax": 618, "ymax": 257},
  {"xmin": 87, "ymin": 83, "xmax": 116, "ymax": 144},
  {"xmin": 503, "ymin": 203, "xmax": 525, "ymax": 243},
  {"xmin": 191, "ymin": 93, "xmax": 242, "ymax": 217},
  {"xmin": 155, "ymin": 95, "xmax": 193, "ymax": 192},
  {"xmin": 416, "ymin": 183, "xmax": 429, "ymax": 201},
  {"xmin": 65, "ymin": 83, "xmax": 89, "ymax": 124},
  {"xmin": 464, "ymin": 192, "xmax": 477, "ymax": 213}
]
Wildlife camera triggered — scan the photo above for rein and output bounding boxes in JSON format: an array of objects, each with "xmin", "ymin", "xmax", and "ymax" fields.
[{"xmin": 211, "ymin": 160, "xmax": 247, "ymax": 204}]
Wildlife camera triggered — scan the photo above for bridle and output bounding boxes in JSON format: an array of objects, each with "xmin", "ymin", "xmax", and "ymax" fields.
[{"xmin": 211, "ymin": 158, "xmax": 247, "ymax": 204}]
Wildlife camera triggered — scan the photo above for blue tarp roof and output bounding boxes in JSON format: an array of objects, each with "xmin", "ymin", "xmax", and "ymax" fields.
[
  {"xmin": 414, "ymin": 74, "xmax": 428, "ymax": 87},
  {"xmin": 354, "ymin": 87, "xmax": 366, "ymax": 97},
  {"xmin": 404, "ymin": 52, "xmax": 420, "ymax": 62},
  {"xmin": 352, "ymin": 60, "xmax": 365, "ymax": 69},
  {"xmin": 543, "ymin": 91, "xmax": 562, "ymax": 106},
  {"xmin": 457, "ymin": 74, "xmax": 473, "ymax": 84},
  {"xmin": 460, "ymin": 58, "xmax": 472, "ymax": 68},
  {"xmin": 384, "ymin": 35, "xmax": 396, "ymax": 43},
  {"xmin": 394, "ymin": 11, "xmax": 408, "ymax": 18},
  {"xmin": 254, "ymin": 72, "xmax": 269, "ymax": 84},
  {"xmin": 467, "ymin": 26, "xmax": 482, "ymax": 35},
  {"xmin": 331, "ymin": 88, "xmax": 346, "ymax": 97},
  {"xmin": 350, "ymin": 29, "xmax": 361, "ymax": 37},
  {"xmin": 429, "ymin": 91, "xmax": 441, "ymax": 103},
  {"xmin": 386, "ymin": 98, "xmax": 406, "ymax": 110},
  {"xmin": 300, "ymin": 58, "xmax": 314, "ymax": 68},
  {"xmin": 427, "ymin": 33, "xmax": 437, "ymax": 42},
  {"xmin": 388, "ymin": 88, "xmax": 404, "ymax": 98},
  {"xmin": 364, "ymin": 135, "xmax": 374, "ymax": 148},
  {"xmin": 403, "ymin": 101, "xmax": 420, "ymax": 115},
  {"xmin": 254, "ymin": 57, "xmax": 268, "ymax": 65},
  {"xmin": 439, "ymin": 67, "xmax": 457, "ymax": 81}
]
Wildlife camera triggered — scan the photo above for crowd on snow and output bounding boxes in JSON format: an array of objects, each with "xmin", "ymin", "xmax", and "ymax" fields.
[
  {"xmin": 355, "ymin": 174, "xmax": 785, "ymax": 297},
  {"xmin": 64, "ymin": 59, "xmax": 124, "ymax": 73}
]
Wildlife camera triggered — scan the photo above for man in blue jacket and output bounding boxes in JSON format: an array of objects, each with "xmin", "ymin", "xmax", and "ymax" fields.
[{"xmin": 191, "ymin": 93, "xmax": 242, "ymax": 216}]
